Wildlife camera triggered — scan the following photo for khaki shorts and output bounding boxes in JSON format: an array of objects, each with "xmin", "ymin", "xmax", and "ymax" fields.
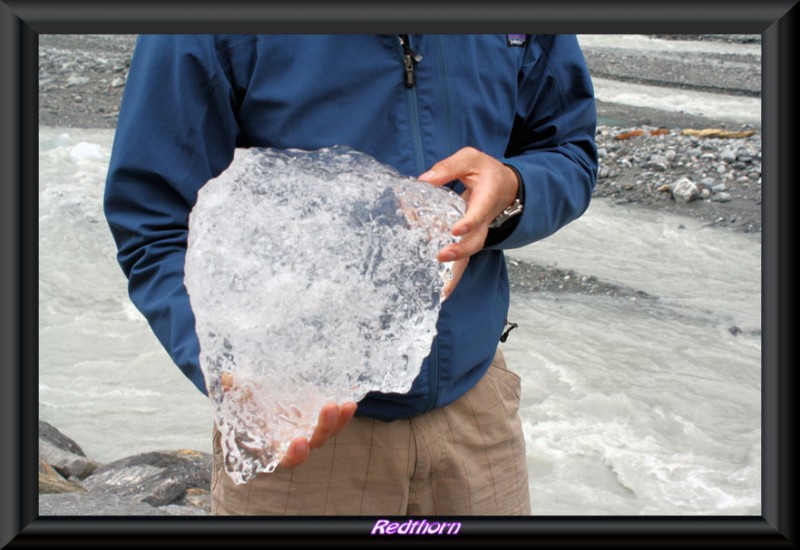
[{"xmin": 211, "ymin": 348, "xmax": 530, "ymax": 515}]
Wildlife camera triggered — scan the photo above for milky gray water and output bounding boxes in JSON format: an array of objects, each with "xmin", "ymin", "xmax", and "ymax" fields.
[{"xmin": 39, "ymin": 126, "xmax": 761, "ymax": 516}]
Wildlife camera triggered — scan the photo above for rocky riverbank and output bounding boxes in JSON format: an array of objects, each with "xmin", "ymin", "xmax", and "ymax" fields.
[
  {"xmin": 38, "ymin": 34, "xmax": 762, "ymax": 237},
  {"xmin": 38, "ymin": 33, "xmax": 763, "ymax": 316},
  {"xmin": 36, "ymin": 34, "xmax": 763, "ymax": 518},
  {"xmin": 593, "ymin": 125, "xmax": 761, "ymax": 233},
  {"xmin": 39, "ymin": 420, "xmax": 211, "ymax": 515}
]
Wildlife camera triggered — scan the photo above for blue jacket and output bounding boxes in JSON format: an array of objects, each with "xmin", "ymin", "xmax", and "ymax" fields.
[{"xmin": 104, "ymin": 34, "xmax": 597, "ymax": 422}]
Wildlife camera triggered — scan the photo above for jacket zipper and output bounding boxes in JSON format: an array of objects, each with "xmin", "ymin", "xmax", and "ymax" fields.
[
  {"xmin": 399, "ymin": 34, "xmax": 422, "ymax": 88},
  {"xmin": 435, "ymin": 35, "xmax": 456, "ymax": 166},
  {"xmin": 398, "ymin": 34, "xmax": 438, "ymax": 410},
  {"xmin": 397, "ymin": 35, "xmax": 426, "ymax": 175}
]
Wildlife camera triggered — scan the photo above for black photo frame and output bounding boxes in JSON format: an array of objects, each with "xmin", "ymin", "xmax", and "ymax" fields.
[{"xmin": 1, "ymin": 0, "xmax": 796, "ymax": 546}]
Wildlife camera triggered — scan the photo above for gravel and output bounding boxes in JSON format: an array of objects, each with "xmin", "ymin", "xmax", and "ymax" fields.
[{"xmin": 39, "ymin": 33, "xmax": 763, "ymax": 296}]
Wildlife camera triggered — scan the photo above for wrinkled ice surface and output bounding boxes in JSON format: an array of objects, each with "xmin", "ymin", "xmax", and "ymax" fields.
[{"xmin": 184, "ymin": 147, "xmax": 464, "ymax": 484}]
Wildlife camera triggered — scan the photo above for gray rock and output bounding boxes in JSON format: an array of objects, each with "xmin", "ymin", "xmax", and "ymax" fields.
[
  {"xmin": 699, "ymin": 177, "xmax": 716, "ymax": 189},
  {"xmin": 39, "ymin": 438, "xmax": 101, "ymax": 480},
  {"xmin": 712, "ymin": 183, "xmax": 727, "ymax": 193},
  {"xmin": 39, "ymin": 458, "xmax": 87, "ymax": 494},
  {"xmin": 66, "ymin": 74, "xmax": 90, "ymax": 86},
  {"xmin": 110, "ymin": 76, "xmax": 126, "ymax": 88},
  {"xmin": 176, "ymin": 487, "xmax": 212, "ymax": 513},
  {"xmin": 712, "ymin": 192, "xmax": 732, "ymax": 203},
  {"xmin": 644, "ymin": 155, "xmax": 669, "ymax": 172},
  {"xmin": 721, "ymin": 148, "xmax": 737, "ymax": 163},
  {"xmin": 82, "ymin": 464, "xmax": 186, "ymax": 507},
  {"xmin": 39, "ymin": 492, "xmax": 167, "ymax": 516},
  {"xmin": 81, "ymin": 450, "xmax": 212, "ymax": 507},
  {"xmin": 39, "ymin": 420, "xmax": 86, "ymax": 456},
  {"xmin": 671, "ymin": 177, "xmax": 699, "ymax": 203}
]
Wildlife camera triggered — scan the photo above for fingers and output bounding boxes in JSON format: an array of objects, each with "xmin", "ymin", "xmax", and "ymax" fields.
[
  {"xmin": 417, "ymin": 146, "xmax": 481, "ymax": 186},
  {"xmin": 219, "ymin": 372, "xmax": 255, "ymax": 403},
  {"xmin": 419, "ymin": 148, "xmax": 520, "ymax": 298},
  {"xmin": 309, "ymin": 403, "xmax": 339, "ymax": 449},
  {"xmin": 279, "ymin": 437, "xmax": 310, "ymax": 469},
  {"xmin": 437, "ymin": 223, "xmax": 488, "ymax": 263},
  {"xmin": 309, "ymin": 402, "xmax": 358, "ymax": 448},
  {"xmin": 333, "ymin": 402, "xmax": 358, "ymax": 437},
  {"xmin": 280, "ymin": 402, "xmax": 358, "ymax": 469},
  {"xmin": 442, "ymin": 257, "xmax": 469, "ymax": 301},
  {"xmin": 220, "ymin": 372, "xmax": 234, "ymax": 392},
  {"xmin": 418, "ymin": 147, "xmax": 519, "ymax": 246}
]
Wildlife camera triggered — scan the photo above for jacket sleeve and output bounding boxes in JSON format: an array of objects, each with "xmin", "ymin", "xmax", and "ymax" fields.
[
  {"xmin": 488, "ymin": 34, "xmax": 598, "ymax": 250},
  {"xmin": 103, "ymin": 35, "xmax": 244, "ymax": 395}
]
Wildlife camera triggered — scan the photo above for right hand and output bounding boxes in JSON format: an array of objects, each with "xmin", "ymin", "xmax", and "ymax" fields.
[{"xmin": 220, "ymin": 372, "xmax": 357, "ymax": 469}]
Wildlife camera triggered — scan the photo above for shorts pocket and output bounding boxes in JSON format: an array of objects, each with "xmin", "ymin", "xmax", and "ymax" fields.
[{"xmin": 488, "ymin": 350, "xmax": 522, "ymax": 403}]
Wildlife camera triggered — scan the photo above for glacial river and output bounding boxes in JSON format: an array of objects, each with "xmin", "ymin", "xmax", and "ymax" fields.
[{"xmin": 38, "ymin": 126, "xmax": 760, "ymax": 515}]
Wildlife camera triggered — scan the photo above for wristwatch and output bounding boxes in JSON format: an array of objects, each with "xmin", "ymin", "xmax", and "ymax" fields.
[{"xmin": 489, "ymin": 168, "xmax": 524, "ymax": 229}]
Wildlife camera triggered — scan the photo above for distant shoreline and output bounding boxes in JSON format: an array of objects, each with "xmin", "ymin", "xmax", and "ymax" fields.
[{"xmin": 38, "ymin": 34, "xmax": 762, "ymax": 236}]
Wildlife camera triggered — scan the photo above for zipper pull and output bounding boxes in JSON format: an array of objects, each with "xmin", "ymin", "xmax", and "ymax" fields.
[{"xmin": 399, "ymin": 34, "xmax": 422, "ymax": 88}]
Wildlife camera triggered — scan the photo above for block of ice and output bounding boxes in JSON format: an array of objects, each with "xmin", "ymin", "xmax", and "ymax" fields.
[{"xmin": 184, "ymin": 146, "xmax": 464, "ymax": 484}]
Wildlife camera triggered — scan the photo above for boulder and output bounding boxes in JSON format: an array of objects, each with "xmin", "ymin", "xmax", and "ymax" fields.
[
  {"xmin": 177, "ymin": 487, "xmax": 212, "ymax": 513},
  {"xmin": 39, "ymin": 438, "xmax": 101, "ymax": 480},
  {"xmin": 81, "ymin": 450, "xmax": 212, "ymax": 507},
  {"xmin": 38, "ymin": 458, "xmax": 87, "ymax": 494},
  {"xmin": 39, "ymin": 420, "xmax": 86, "ymax": 456}
]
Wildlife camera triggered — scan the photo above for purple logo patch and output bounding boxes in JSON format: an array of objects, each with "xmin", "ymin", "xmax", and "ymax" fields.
[{"xmin": 507, "ymin": 34, "xmax": 527, "ymax": 47}]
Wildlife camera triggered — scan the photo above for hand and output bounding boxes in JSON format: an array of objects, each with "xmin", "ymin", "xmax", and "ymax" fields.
[
  {"xmin": 418, "ymin": 147, "xmax": 520, "ymax": 298},
  {"xmin": 281, "ymin": 401, "xmax": 358, "ymax": 468},
  {"xmin": 220, "ymin": 372, "xmax": 358, "ymax": 469}
]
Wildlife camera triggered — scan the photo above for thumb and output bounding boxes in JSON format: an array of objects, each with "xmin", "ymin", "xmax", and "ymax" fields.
[{"xmin": 417, "ymin": 147, "xmax": 481, "ymax": 186}]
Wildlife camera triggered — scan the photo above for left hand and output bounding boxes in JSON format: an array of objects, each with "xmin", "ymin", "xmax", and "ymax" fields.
[
  {"xmin": 418, "ymin": 147, "xmax": 520, "ymax": 298},
  {"xmin": 219, "ymin": 372, "xmax": 357, "ymax": 469}
]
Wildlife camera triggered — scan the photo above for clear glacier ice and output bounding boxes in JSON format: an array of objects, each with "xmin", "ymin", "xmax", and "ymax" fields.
[{"xmin": 184, "ymin": 146, "xmax": 465, "ymax": 484}]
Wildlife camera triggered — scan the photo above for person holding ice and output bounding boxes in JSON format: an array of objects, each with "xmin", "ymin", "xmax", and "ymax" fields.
[{"xmin": 104, "ymin": 33, "xmax": 597, "ymax": 515}]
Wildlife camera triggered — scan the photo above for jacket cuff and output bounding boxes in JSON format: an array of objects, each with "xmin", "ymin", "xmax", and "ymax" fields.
[{"xmin": 483, "ymin": 163, "xmax": 525, "ymax": 248}]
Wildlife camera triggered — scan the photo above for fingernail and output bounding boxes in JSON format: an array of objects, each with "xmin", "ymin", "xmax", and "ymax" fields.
[
  {"xmin": 440, "ymin": 250, "xmax": 457, "ymax": 262},
  {"xmin": 418, "ymin": 169, "xmax": 438, "ymax": 181},
  {"xmin": 295, "ymin": 439, "xmax": 308, "ymax": 455}
]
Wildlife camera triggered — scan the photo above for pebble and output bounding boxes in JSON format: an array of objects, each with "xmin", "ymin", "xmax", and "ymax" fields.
[
  {"xmin": 712, "ymin": 192, "xmax": 732, "ymax": 202},
  {"xmin": 39, "ymin": 35, "xmax": 762, "ymax": 234},
  {"xmin": 66, "ymin": 75, "xmax": 90, "ymax": 86},
  {"xmin": 721, "ymin": 148, "xmax": 737, "ymax": 163},
  {"xmin": 593, "ymin": 124, "xmax": 761, "ymax": 232},
  {"xmin": 672, "ymin": 177, "xmax": 699, "ymax": 202}
]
